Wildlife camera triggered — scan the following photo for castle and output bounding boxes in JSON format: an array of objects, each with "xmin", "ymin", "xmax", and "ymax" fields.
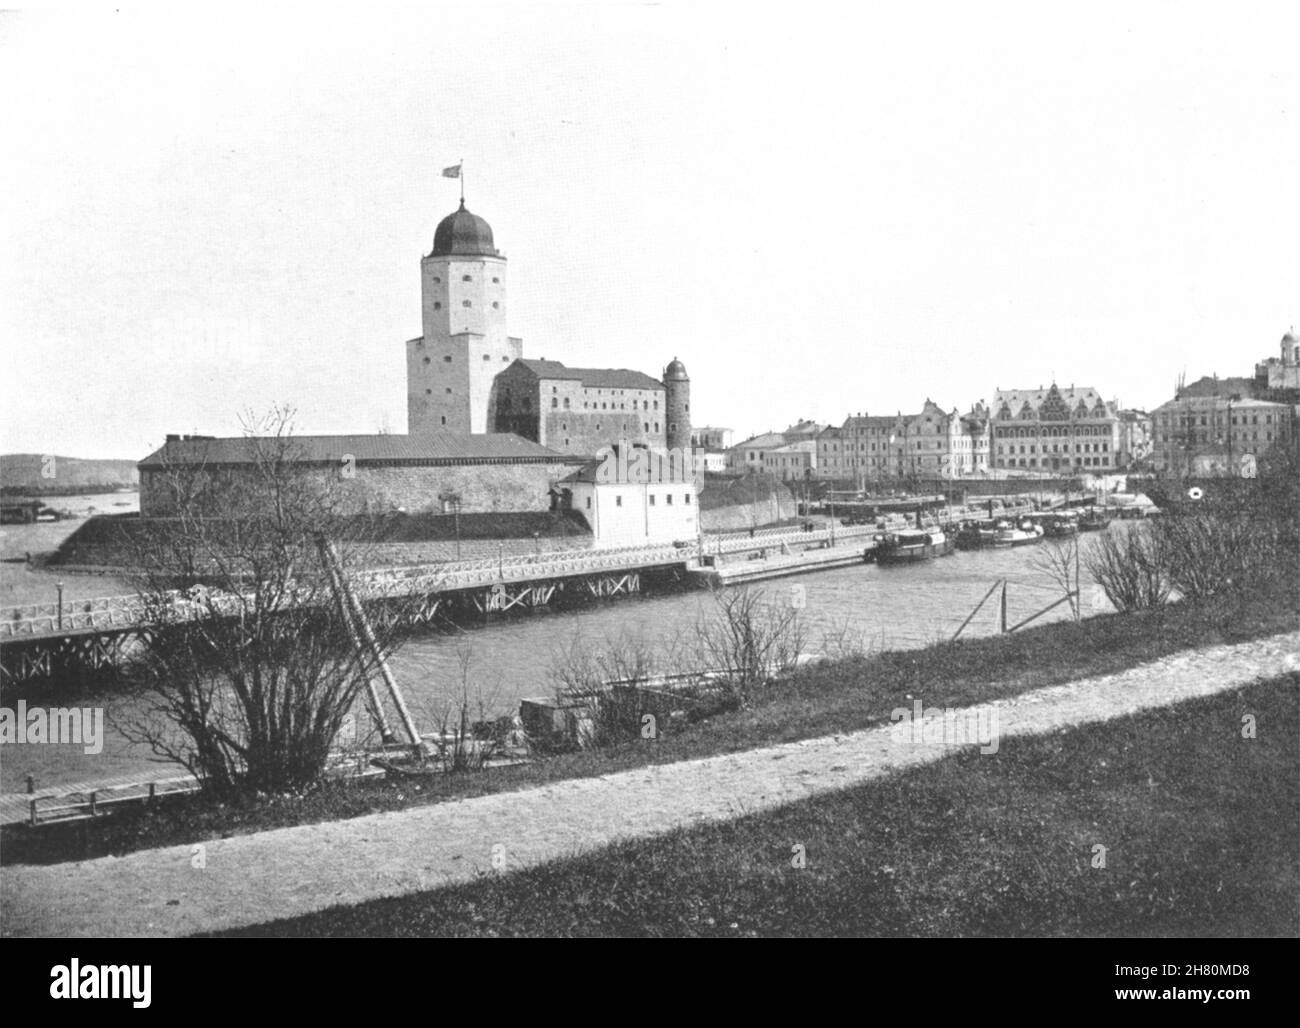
[
  {"xmin": 139, "ymin": 199, "xmax": 692, "ymax": 517},
  {"xmin": 405, "ymin": 201, "xmax": 691, "ymax": 455}
]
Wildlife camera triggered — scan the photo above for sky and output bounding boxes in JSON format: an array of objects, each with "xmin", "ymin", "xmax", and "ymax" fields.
[{"xmin": 2, "ymin": 2, "xmax": 1297, "ymax": 459}]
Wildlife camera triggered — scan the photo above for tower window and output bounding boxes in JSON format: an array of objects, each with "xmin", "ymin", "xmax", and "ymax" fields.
[
  {"xmin": 616, "ymin": 496, "xmax": 622, "ymax": 507},
  {"xmin": 441, "ymin": 415, "xmax": 447, "ymax": 425},
  {"xmin": 433, "ymin": 302, "xmax": 441, "ymax": 310},
  {"xmin": 462, "ymin": 300, "xmax": 471, "ymax": 307},
  {"xmin": 502, "ymin": 356, "xmax": 509, "ymax": 361},
  {"xmin": 425, "ymin": 388, "xmax": 432, "ymax": 395},
  {"xmin": 443, "ymin": 355, "xmax": 452, "ymax": 362},
  {"xmin": 492, "ymin": 277, "xmax": 500, "ymax": 283},
  {"xmin": 483, "ymin": 354, "xmax": 490, "ymax": 360},
  {"xmin": 492, "ymin": 302, "xmax": 500, "ymax": 309},
  {"xmin": 446, "ymin": 387, "xmax": 452, "ymax": 394},
  {"xmin": 463, "ymin": 274, "xmax": 472, "ymax": 282},
  {"xmin": 423, "ymin": 356, "xmax": 431, "ymax": 364},
  {"xmin": 551, "ymin": 398, "xmax": 558, "ymax": 409},
  {"xmin": 432, "ymin": 276, "xmax": 441, "ymax": 284}
]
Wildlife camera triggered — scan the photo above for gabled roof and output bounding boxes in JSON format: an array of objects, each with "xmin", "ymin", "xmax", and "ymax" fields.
[
  {"xmin": 731, "ymin": 432, "xmax": 788, "ymax": 451},
  {"xmin": 139, "ymin": 433, "xmax": 577, "ymax": 469},
  {"xmin": 512, "ymin": 359, "xmax": 663, "ymax": 391}
]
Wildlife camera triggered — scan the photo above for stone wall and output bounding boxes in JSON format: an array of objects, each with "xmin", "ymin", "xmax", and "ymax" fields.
[{"xmin": 142, "ymin": 461, "xmax": 581, "ymax": 517}]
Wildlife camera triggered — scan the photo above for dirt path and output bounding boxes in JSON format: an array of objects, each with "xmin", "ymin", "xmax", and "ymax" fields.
[{"xmin": 4, "ymin": 631, "xmax": 1298, "ymax": 937}]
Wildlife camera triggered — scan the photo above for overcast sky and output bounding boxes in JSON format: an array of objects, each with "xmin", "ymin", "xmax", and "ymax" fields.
[{"xmin": 2, "ymin": 2, "xmax": 1297, "ymax": 459}]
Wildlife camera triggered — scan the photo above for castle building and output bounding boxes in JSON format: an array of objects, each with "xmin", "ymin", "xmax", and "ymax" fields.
[
  {"xmin": 406, "ymin": 202, "xmax": 691, "ymax": 457},
  {"xmin": 407, "ymin": 202, "xmax": 522, "ymax": 435}
]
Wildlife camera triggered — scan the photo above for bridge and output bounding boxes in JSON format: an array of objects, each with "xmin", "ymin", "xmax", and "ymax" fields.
[{"xmin": 0, "ymin": 522, "xmax": 878, "ymax": 684}]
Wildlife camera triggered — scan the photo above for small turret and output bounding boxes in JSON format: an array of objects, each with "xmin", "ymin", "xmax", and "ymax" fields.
[{"xmin": 663, "ymin": 357, "xmax": 691, "ymax": 451}]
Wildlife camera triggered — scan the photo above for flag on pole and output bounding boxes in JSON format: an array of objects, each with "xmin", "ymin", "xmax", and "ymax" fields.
[{"xmin": 442, "ymin": 164, "xmax": 462, "ymax": 179}]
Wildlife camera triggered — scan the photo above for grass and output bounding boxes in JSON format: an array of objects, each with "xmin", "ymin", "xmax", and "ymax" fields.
[
  {"xmin": 3, "ymin": 580, "xmax": 1296, "ymax": 867},
  {"xmin": 216, "ymin": 674, "xmax": 1300, "ymax": 938}
]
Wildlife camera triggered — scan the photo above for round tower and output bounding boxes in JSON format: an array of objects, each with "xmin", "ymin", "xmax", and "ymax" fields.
[{"xmin": 663, "ymin": 357, "xmax": 691, "ymax": 452}]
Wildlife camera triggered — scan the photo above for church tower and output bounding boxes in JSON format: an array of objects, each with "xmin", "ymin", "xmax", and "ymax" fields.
[
  {"xmin": 407, "ymin": 202, "xmax": 522, "ymax": 434},
  {"xmin": 664, "ymin": 357, "xmax": 691, "ymax": 451}
]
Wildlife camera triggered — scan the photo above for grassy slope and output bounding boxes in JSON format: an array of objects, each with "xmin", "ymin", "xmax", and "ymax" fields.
[
  {"xmin": 4, "ymin": 583, "xmax": 1296, "ymax": 866},
  {"xmin": 222, "ymin": 675, "xmax": 1300, "ymax": 938}
]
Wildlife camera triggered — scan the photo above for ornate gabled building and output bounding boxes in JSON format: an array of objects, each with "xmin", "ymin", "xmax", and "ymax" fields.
[{"xmin": 990, "ymin": 384, "xmax": 1120, "ymax": 473}]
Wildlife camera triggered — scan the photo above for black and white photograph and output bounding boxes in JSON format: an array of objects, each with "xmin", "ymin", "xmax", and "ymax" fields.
[{"xmin": 0, "ymin": 0, "xmax": 1296, "ymax": 973}]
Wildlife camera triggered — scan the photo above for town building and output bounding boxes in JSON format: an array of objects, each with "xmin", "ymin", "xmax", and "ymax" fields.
[
  {"xmin": 815, "ymin": 401, "xmax": 990, "ymax": 484},
  {"xmin": 763, "ymin": 440, "xmax": 817, "ymax": 482},
  {"xmin": 990, "ymin": 384, "xmax": 1120, "ymax": 473},
  {"xmin": 1117, "ymin": 409, "xmax": 1154, "ymax": 469},
  {"xmin": 727, "ymin": 431, "xmax": 791, "ymax": 473},
  {"xmin": 691, "ymin": 426, "xmax": 734, "ymax": 451},
  {"xmin": 1150, "ymin": 394, "xmax": 1293, "ymax": 476}
]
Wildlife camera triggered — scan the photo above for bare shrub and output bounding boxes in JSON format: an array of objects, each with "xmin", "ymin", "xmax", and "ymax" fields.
[
  {"xmin": 693, "ymin": 585, "xmax": 808, "ymax": 707},
  {"xmin": 1084, "ymin": 522, "xmax": 1172, "ymax": 612}
]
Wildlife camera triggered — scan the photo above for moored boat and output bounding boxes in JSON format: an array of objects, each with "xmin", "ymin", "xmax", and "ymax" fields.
[
  {"xmin": 1077, "ymin": 508, "xmax": 1112, "ymax": 531},
  {"xmin": 990, "ymin": 517, "xmax": 1045, "ymax": 547},
  {"xmin": 955, "ymin": 519, "xmax": 999, "ymax": 549},
  {"xmin": 874, "ymin": 528, "xmax": 956, "ymax": 563}
]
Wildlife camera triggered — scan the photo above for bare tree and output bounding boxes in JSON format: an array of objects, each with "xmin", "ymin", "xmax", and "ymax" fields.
[
  {"xmin": 1030, "ymin": 536, "xmax": 1080, "ymax": 619},
  {"xmin": 120, "ymin": 408, "xmax": 423, "ymax": 796}
]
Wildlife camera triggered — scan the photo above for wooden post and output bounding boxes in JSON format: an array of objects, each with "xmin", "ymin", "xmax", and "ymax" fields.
[
  {"xmin": 320, "ymin": 537, "xmax": 423, "ymax": 755},
  {"xmin": 148, "ymin": 782, "xmax": 156, "ymax": 805},
  {"xmin": 89, "ymin": 791, "xmax": 97, "ymax": 816},
  {"xmin": 26, "ymin": 774, "xmax": 34, "ymax": 794},
  {"xmin": 316, "ymin": 536, "xmax": 397, "ymax": 745},
  {"xmin": 1000, "ymin": 580, "xmax": 1008, "ymax": 633},
  {"xmin": 29, "ymin": 799, "xmax": 37, "ymax": 826}
]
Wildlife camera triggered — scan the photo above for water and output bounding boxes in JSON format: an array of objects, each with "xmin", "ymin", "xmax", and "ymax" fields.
[{"xmin": 3, "ymin": 536, "xmax": 1112, "ymax": 792}]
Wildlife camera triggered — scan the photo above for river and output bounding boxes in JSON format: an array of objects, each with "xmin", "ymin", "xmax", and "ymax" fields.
[{"xmin": 2, "ymin": 535, "xmax": 1114, "ymax": 793}]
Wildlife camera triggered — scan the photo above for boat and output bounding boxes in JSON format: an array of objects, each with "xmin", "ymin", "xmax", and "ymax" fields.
[
  {"xmin": 1025, "ymin": 511, "xmax": 1079, "ymax": 538},
  {"xmin": 873, "ymin": 528, "xmax": 955, "ymax": 563},
  {"xmin": 955, "ymin": 519, "xmax": 999, "ymax": 549},
  {"xmin": 1076, "ymin": 508, "xmax": 1112, "ymax": 531},
  {"xmin": 990, "ymin": 517, "xmax": 1045, "ymax": 547}
]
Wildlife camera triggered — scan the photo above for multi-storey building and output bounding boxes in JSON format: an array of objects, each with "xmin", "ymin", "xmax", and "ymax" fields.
[
  {"xmin": 815, "ymin": 400, "xmax": 990, "ymax": 483},
  {"xmin": 1254, "ymin": 328, "xmax": 1300, "ymax": 392},
  {"xmin": 989, "ymin": 384, "xmax": 1120, "ymax": 473},
  {"xmin": 1150, "ymin": 394, "xmax": 1292, "ymax": 475}
]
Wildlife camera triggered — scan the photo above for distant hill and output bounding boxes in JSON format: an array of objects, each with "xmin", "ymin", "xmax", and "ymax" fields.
[{"xmin": 0, "ymin": 454, "xmax": 139, "ymax": 495}]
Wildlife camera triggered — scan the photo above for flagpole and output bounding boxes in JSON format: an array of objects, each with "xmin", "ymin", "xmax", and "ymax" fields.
[{"xmin": 460, "ymin": 157, "xmax": 465, "ymax": 205}]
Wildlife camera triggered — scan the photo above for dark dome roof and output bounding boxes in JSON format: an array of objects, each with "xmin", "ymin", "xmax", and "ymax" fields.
[
  {"xmin": 431, "ymin": 201, "xmax": 499, "ymax": 257},
  {"xmin": 664, "ymin": 357, "xmax": 689, "ymax": 381}
]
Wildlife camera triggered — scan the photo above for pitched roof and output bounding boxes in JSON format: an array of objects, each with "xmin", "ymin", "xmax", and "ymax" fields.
[
  {"xmin": 513, "ymin": 359, "xmax": 663, "ymax": 391},
  {"xmin": 731, "ymin": 432, "xmax": 788, "ymax": 451},
  {"xmin": 1174, "ymin": 375, "xmax": 1257, "ymax": 400},
  {"xmin": 139, "ymin": 433, "xmax": 578, "ymax": 469}
]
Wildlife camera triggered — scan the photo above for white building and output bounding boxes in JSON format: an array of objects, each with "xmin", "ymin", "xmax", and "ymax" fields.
[{"xmin": 554, "ymin": 460, "xmax": 698, "ymax": 548}]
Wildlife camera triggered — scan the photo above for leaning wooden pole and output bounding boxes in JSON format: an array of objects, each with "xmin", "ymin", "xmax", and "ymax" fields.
[
  {"xmin": 316, "ymin": 536, "xmax": 397, "ymax": 744},
  {"xmin": 319, "ymin": 537, "xmax": 423, "ymax": 754}
]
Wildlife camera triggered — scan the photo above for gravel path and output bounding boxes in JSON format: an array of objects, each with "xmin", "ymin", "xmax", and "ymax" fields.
[{"xmin": 4, "ymin": 631, "xmax": 1298, "ymax": 937}]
